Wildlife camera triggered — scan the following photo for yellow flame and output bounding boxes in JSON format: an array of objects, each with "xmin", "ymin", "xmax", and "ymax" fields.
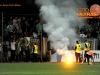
[
  {"xmin": 65, "ymin": 53, "xmax": 73, "ymax": 66},
  {"xmin": 57, "ymin": 49, "xmax": 74, "ymax": 66},
  {"xmin": 67, "ymin": 58, "xmax": 72, "ymax": 63},
  {"xmin": 65, "ymin": 57, "xmax": 73, "ymax": 66}
]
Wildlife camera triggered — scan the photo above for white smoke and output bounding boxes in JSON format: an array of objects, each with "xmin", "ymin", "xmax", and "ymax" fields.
[{"xmin": 35, "ymin": 0, "xmax": 87, "ymax": 61}]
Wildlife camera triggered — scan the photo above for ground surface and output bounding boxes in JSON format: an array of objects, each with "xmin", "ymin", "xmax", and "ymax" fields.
[{"xmin": 0, "ymin": 62, "xmax": 99, "ymax": 75}]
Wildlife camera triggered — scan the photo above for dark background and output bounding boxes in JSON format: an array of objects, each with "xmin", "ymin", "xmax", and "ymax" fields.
[
  {"xmin": 0, "ymin": 0, "xmax": 100, "ymax": 36},
  {"xmin": 0, "ymin": 0, "xmax": 100, "ymax": 14},
  {"xmin": 0, "ymin": 0, "xmax": 39, "ymax": 14}
]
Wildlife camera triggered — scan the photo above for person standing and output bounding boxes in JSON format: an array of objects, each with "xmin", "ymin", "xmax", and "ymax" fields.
[
  {"xmin": 81, "ymin": 40, "xmax": 90, "ymax": 65},
  {"xmin": 25, "ymin": 46, "xmax": 30, "ymax": 62},
  {"xmin": 23, "ymin": 37, "xmax": 30, "ymax": 62},
  {"xmin": 3, "ymin": 42, "xmax": 9, "ymax": 62},
  {"xmin": 75, "ymin": 41, "xmax": 81, "ymax": 62},
  {"xmin": 11, "ymin": 39, "xmax": 16, "ymax": 62},
  {"xmin": 7, "ymin": 22, "xmax": 14, "ymax": 41},
  {"xmin": 16, "ymin": 38, "xmax": 21, "ymax": 62},
  {"xmin": 19, "ymin": 38, "xmax": 24, "ymax": 62},
  {"xmin": 32, "ymin": 43, "xmax": 38, "ymax": 62}
]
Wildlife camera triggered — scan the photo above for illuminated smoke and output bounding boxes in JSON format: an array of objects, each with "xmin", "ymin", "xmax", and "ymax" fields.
[{"xmin": 35, "ymin": 0, "xmax": 87, "ymax": 62}]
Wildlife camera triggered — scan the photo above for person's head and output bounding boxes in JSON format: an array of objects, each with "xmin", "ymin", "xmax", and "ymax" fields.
[
  {"xmin": 19, "ymin": 38, "xmax": 23, "ymax": 41},
  {"xmin": 76, "ymin": 41, "xmax": 79, "ymax": 44},
  {"xmin": 93, "ymin": 53, "xmax": 97, "ymax": 55},
  {"xmin": 84, "ymin": 40, "xmax": 88, "ymax": 43},
  {"xmin": 30, "ymin": 18, "xmax": 33, "ymax": 20},
  {"xmin": 23, "ymin": 17, "xmax": 26, "ymax": 20},
  {"xmin": 12, "ymin": 39, "xmax": 15, "ymax": 42},
  {"xmin": 35, "ymin": 20, "xmax": 38, "ymax": 23},
  {"xmin": 10, "ymin": 17, "xmax": 13, "ymax": 20},
  {"xmin": 15, "ymin": 17, "xmax": 18, "ymax": 20},
  {"xmin": 10, "ymin": 22, "xmax": 13, "ymax": 25},
  {"xmin": 35, "ymin": 43, "xmax": 37, "ymax": 45},
  {"xmin": 4, "ymin": 25, "xmax": 6, "ymax": 28},
  {"xmin": 3, "ymin": 42, "xmax": 6, "ymax": 45}
]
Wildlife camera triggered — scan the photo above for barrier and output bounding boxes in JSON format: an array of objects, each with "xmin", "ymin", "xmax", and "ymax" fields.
[{"xmin": 51, "ymin": 50, "xmax": 100, "ymax": 62}]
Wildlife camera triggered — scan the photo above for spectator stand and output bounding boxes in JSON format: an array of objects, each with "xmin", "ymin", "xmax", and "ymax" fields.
[
  {"xmin": 0, "ymin": 13, "xmax": 100, "ymax": 62},
  {"xmin": 0, "ymin": 13, "xmax": 50, "ymax": 62}
]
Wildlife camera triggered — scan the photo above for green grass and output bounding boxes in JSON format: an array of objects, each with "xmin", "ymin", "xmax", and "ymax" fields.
[{"xmin": 0, "ymin": 62, "xmax": 100, "ymax": 75}]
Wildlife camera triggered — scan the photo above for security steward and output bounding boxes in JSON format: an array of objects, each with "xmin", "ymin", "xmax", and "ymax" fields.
[
  {"xmin": 32, "ymin": 43, "xmax": 38, "ymax": 62},
  {"xmin": 75, "ymin": 41, "xmax": 81, "ymax": 62},
  {"xmin": 81, "ymin": 40, "xmax": 90, "ymax": 65}
]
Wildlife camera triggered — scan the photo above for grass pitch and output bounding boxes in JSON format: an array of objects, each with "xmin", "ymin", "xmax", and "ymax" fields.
[{"xmin": 0, "ymin": 62, "xmax": 100, "ymax": 75}]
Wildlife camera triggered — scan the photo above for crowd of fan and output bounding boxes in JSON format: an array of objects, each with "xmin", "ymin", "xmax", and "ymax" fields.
[
  {"xmin": 0, "ymin": 16, "xmax": 49, "ymax": 63},
  {"xmin": 77, "ymin": 19, "xmax": 100, "ymax": 39},
  {"xmin": 3, "ymin": 16, "xmax": 42, "ymax": 41}
]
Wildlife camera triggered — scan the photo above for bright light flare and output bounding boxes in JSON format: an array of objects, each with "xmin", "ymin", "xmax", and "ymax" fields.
[
  {"xmin": 57, "ymin": 49, "xmax": 75, "ymax": 67},
  {"xmin": 65, "ymin": 57, "xmax": 73, "ymax": 66},
  {"xmin": 64, "ymin": 51, "xmax": 74, "ymax": 66},
  {"xmin": 67, "ymin": 58, "xmax": 72, "ymax": 64}
]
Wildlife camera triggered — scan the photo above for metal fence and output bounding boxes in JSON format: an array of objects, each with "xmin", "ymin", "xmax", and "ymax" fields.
[{"xmin": 79, "ymin": 37, "xmax": 100, "ymax": 50}]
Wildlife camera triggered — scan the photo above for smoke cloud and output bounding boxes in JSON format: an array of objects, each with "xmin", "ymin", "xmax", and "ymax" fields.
[{"xmin": 35, "ymin": 0, "xmax": 87, "ymax": 61}]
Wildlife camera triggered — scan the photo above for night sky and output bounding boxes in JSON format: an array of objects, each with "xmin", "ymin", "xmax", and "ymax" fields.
[
  {"xmin": 0, "ymin": 0, "xmax": 39, "ymax": 14},
  {"xmin": 0, "ymin": 0, "xmax": 100, "ymax": 14}
]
